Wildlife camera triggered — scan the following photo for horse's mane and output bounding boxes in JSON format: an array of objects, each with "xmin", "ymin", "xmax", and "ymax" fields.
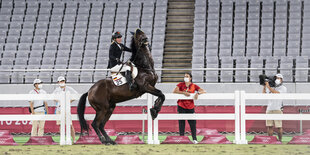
[
  {"xmin": 130, "ymin": 34, "xmax": 154, "ymax": 70},
  {"xmin": 130, "ymin": 36, "xmax": 137, "ymax": 62}
]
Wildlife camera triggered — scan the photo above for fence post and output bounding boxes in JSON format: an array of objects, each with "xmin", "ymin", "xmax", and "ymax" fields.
[
  {"xmin": 234, "ymin": 91, "xmax": 241, "ymax": 144},
  {"xmin": 153, "ymin": 117, "xmax": 160, "ymax": 144},
  {"xmin": 142, "ymin": 108, "xmax": 146, "ymax": 142},
  {"xmin": 60, "ymin": 92, "xmax": 66, "ymax": 145},
  {"xmin": 147, "ymin": 93, "xmax": 153, "ymax": 144},
  {"xmin": 240, "ymin": 90, "xmax": 248, "ymax": 144},
  {"xmin": 65, "ymin": 92, "xmax": 72, "ymax": 145}
]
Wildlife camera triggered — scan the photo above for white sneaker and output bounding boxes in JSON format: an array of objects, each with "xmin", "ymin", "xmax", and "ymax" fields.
[{"xmin": 193, "ymin": 140, "xmax": 198, "ymax": 144}]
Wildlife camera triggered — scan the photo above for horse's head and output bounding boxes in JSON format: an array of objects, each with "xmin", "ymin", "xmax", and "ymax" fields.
[
  {"xmin": 130, "ymin": 29, "xmax": 154, "ymax": 69},
  {"xmin": 130, "ymin": 29, "xmax": 150, "ymax": 53}
]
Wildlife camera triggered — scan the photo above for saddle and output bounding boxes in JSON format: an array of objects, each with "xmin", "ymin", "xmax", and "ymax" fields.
[{"xmin": 110, "ymin": 62, "xmax": 138, "ymax": 86}]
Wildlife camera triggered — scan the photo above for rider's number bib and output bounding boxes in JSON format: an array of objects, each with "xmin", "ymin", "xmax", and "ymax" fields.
[{"xmin": 112, "ymin": 73, "xmax": 127, "ymax": 86}]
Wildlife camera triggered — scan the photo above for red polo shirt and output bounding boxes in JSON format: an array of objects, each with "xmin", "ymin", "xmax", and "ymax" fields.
[{"xmin": 176, "ymin": 82, "xmax": 201, "ymax": 109}]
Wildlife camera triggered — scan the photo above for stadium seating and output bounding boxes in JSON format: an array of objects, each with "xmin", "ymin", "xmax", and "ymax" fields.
[
  {"xmin": 0, "ymin": 0, "xmax": 309, "ymax": 83},
  {"xmin": 0, "ymin": 0, "xmax": 164, "ymax": 83},
  {"xmin": 191, "ymin": 0, "xmax": 309, "ymax": 82}
]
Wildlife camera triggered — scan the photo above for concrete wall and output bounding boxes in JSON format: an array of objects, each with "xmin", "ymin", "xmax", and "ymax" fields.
[{"xmin": 0, "ymin": 83, "xmax": 310, "ymax": 107}]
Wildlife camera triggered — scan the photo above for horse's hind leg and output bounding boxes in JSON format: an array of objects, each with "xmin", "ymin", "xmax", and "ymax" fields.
[
  {"xmin": 98, "ymin": 105, "xmax": 116, "ymax": 145},
  {"xmin": 91, "ymin": 114, "xmax": 106, "ymax": 143}
]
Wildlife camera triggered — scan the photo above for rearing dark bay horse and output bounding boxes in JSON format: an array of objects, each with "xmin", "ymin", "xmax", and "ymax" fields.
[{"xmin": 77, "ymin": 29, "xmax": 165, "ymax": 144}]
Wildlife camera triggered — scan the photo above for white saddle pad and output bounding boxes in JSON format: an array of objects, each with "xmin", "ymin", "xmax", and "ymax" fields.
[{"xmin": 111, "ymin": 65, "xmax": 138, "ymax": 86}]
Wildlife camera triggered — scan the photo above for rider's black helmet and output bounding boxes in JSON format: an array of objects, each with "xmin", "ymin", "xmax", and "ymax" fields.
[{"xmin": 112, "ymin": 31, "xmax": 122, "ymax": 40}]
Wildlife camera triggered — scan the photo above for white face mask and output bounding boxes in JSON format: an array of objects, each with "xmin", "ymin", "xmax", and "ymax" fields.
[
  {"xmin": 275, "ymin": 79, "xmax": 281, "ymax": 86},
  {"xmin": 59, "ymin": 83, "xmax": 65, "ymax": 87},
  {"xmin": 184, "ymin": 77, "xmax": 190, "ymax": 83},
  {"xmin": 37, "ymin": 84, "xmax": 43, "ymax": 89}
]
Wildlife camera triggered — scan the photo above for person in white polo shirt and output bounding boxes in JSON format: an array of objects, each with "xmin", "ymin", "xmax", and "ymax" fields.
[
  {"xmin": 29, "ymin": 79, "xmax": 49, "ymax": 136},
  {"xmin": 263, "ymin": 74, "xmax": 287, "ymax": 141},
  {"xmin": 53, "ymin": 76, "xmax": 78, "ymax": 143}
]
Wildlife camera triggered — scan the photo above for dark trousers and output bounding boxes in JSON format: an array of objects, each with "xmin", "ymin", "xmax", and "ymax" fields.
[{"xmin": 177, "ymin": 106, "xmax": 197, "ymax": 140}]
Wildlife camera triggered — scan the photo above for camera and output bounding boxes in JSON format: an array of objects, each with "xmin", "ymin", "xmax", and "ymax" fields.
[{"xmin": 259, "ymin": 74, "xmax": 276, "ymax": 87}]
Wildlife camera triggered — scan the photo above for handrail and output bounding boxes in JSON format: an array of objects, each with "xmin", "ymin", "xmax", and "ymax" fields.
[{"xmin": 0, "ymin": 67, "xmax": 310, "ymax": 72}]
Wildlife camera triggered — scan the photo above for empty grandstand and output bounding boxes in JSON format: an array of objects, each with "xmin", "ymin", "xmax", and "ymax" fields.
[{"xmin": 0, "ymin": 0, "xmax": 309, "ymax": 83}]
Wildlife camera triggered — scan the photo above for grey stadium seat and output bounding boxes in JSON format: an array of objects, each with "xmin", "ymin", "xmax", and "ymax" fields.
[
  {"xmin": 249, "ymin": 56, "xmax": 263, "ymax": 82},
  {"xmin": 295, "ymin": 56, "xmax": 309, "ymax": 82},
  {"xmin": 25, "ymin": 72, "xmax": 38, "ymax": 84},
  {"xmin": 235, "ymin": 57, "xmax": 248, "ymax": 82},
  {"xmin": 265, "ymin": 57, "xmax": 279, "ymax": 76},
  {"xmin": 220, "ymin": 57, "xmax": 233, "ymax": 82}
]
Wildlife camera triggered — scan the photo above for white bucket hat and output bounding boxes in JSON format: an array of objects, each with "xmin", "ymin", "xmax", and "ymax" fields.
[
  {"xmin": 276, "ymin": 74, "xmax": 283, "ymax": 79},
  {"xmin": 57, "ymin": 76, "xmax": 65, "ymax": 82},
  {"xmin": 33, "ymin": 79, "xmax": 42, "ymax": 85}
]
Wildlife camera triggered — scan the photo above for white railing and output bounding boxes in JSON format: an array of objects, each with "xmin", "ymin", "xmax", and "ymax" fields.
[
  {"xmin": 0, "ymin": 93, "xmax": 67, "ymax": 145},
  {"xmin": 1, "ymin": 91, "xmax": 310, "ymax": 145},
  {"xmin": 153, "ymin": 92, "xmax": 240, "ymax": 144},
  {"xmin": 69, "ymin": 93, "xmax": 154, "ymax": 144},
  {"xmin": 0, "ymin": 93, "xmax": 153, "ymax": 145},
  {"xmin": 240, "ymin": 91, "xmax": 310, "ymax": 144},
  {"xmin": 0, "ymin": 67, "xmax": 309, "ymax": 72}
]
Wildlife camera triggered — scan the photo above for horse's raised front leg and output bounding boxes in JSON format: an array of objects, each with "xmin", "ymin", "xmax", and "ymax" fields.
[{"xmin": 144, "ymin": 84, "xmax": 165, "ymax": 120}]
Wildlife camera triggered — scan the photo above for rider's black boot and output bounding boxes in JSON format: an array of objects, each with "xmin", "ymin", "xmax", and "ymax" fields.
[{"xmin": 125, "ymin": 70, "xmax": 135, "ymax": 91}]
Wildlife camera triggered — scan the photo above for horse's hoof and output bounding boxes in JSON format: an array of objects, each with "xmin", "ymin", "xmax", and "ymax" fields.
[
  {"xmin": 105, "ymin": 141, "xmax": 117, "ymax": 145},
  {"xmin": 150, "ymin": 108, "xmax": 158, "ymax": 120}
]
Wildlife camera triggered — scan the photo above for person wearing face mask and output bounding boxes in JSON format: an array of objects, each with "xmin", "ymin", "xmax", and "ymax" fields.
[
  {"xmin": 263, "ymin": 74, "xmax": 287, "ymax": 141},
  {"xmin": 29, "ymin": 79, "xmax": 49, "ymax": 136},
  {"xmin": 53, "ymin": 76, "xmax": 78, "ymax": 143},
  {"xmin": 173, "ymin": 73, "xmax": 206, "ymax": 144}
]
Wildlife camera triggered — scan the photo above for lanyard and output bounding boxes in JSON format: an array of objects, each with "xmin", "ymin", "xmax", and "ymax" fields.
[{"xmin": 34, "ymin": 89, "xmax": 39, "ymax": 94}]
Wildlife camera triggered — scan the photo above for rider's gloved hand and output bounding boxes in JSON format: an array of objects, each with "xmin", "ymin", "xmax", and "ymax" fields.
[
  {"xmin": 116, "ymin": 58, "xmax": 121, "ymax": 65},
  {"xmin": 119, "ymin": 43, "xmax": 125, "ymax": 51}
]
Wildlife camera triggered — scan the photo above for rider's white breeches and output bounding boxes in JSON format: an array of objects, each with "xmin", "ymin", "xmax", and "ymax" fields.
[{"xmin": 110, "ymin": 64, "xmax": 131, "ymax": 73}]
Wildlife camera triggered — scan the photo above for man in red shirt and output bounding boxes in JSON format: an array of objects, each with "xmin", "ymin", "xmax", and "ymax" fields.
[{"xmin": 173, "ymin": 73, "xmax": 206, "ymax": 144}]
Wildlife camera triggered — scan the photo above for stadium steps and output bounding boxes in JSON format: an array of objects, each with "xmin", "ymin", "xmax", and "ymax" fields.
[
  {"xmin": 167, "ymin": 16, "xmax": 194, "ymax": 23},
  {"xmin": 162, "ymin": 0, "xmax": 195, "ymax": 83},
  {"xmin": 163, "ymin": 58, "xmax": 192, "ymax": 63}
]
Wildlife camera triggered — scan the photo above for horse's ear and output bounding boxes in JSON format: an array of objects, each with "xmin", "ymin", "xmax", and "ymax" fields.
[{"xmin": 130, "ymin": 31, "xmax": 135, "ymax": 35}]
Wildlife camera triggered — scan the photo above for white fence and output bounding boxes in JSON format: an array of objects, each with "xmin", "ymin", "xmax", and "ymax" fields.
[
  {"xmin": 0, "ymin": 93, "xmax": 67, "ymax": 145},
  {"xmin": 153, "ymin": 92, "xmax": 240, "ymax": 144},
  {"xmin": 240, "ymin": 91, "xmax": 310, "ymax": 144},
  {"xmin": 1, "ymin": 91, "xmax": 310, "ymax": 145}
]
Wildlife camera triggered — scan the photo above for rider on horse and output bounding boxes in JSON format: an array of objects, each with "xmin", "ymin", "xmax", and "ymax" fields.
[
  {"xmin": 108, "ymin": 31, "xmax": 135, "ymax": 90},
  {"xmin": 78, "ymin": 29, "xmax": 165, "ymax": 145}
]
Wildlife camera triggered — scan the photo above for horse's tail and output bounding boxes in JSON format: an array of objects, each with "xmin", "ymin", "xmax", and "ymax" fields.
[{"xmin": 77, "ymin": 92, "xmax": 89, "ymax": 134}]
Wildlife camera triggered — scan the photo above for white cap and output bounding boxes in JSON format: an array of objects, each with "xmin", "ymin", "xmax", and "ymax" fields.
[
  {"xmin": 57, "ymin": 76, "xmax": 65, "ymax": 82},
  {"xmin": 33, "ymin": 79, "xmax": 42, "ymax": 85},
  {"xmin": 276, "ymin": 74, "xmax": 283, "ymax": 79}
]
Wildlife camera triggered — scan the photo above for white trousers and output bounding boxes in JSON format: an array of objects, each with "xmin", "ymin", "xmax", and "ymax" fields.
[{"xmin": 110, "ymin": 64, "xmax": 131, "ymax": 73}]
